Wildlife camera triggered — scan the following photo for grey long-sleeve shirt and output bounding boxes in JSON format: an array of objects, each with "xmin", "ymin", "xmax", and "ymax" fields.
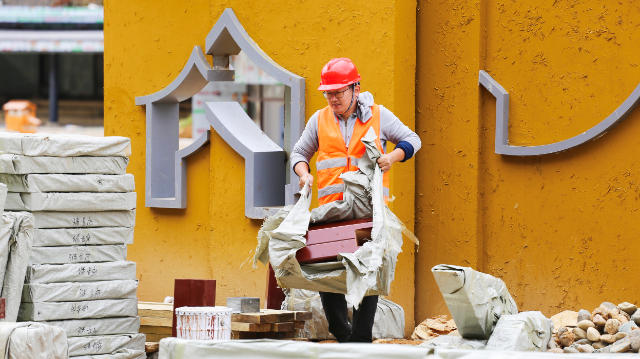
[{"xmin": 290, "ymin": 92, "xmax": 421, "ymax": 169}]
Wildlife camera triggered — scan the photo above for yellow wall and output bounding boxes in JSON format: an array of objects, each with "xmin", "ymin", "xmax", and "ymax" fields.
[
  {"xmin": 416, "ymin": 0, "xmax": 640, "ymax": 320},
  {"xmin": 105, "ymin": 0, "xmax": 417, "ymax": 336}
]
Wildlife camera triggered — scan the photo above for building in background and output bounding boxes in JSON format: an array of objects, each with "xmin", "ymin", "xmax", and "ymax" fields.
[{"xmin": 0, "ymin": 2, "xmax": 104, "ymax": 126}]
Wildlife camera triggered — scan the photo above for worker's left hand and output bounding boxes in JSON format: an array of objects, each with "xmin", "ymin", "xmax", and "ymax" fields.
[{"xmin": 376, "ymin": 154, "xmax": 394, "ymax": 173}]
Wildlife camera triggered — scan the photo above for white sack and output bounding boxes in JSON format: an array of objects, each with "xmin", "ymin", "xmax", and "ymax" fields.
[
  {"xmin": 159, "ymin": 338, "xmax": 432, "ymax": 359},
  {"xmin": 0, "ymin": 174, "xmax": 135, "ymax": 193},
  {"xmin": 419, "ymin": 336, "xmax": 487, "ymax": 350},
  {"xmin": 5, "ymin": 192, "xmax": 136, "ymax": 212},
  {"xmin": 1, "ymin": 212, "xmax": 34, "ymax": 322},
  {"xmin": 22, "ymin": 279, "xmax": 138, "ymax": 302},
  {"xmin": 29, "ymin": 245, "xmax": 127, "ymax": 264},
  {"xmin": 33, "ymin": 227, "xmax": 134, "ymax": 247},
  {"xmin": 0, "ymin": 322, "xmax": 68, "ymax": 359},
  {"xmin": 431, "ymin": 264, "xmax": 518, "ymax": 339},
  {"xmin": 72, "ymin": 349, "xmax": 145, "ymax": 359},
  {"xmin": 45, "ymin": 317, "xmax": 140, "ymax": 337},
  {"xmin": 0, "ymin": 133, "xmax": 131, "ymax": 157},
  {"xmin": 285, "ymin": 289, "xmax": 404, "ymax": 340},
  {"xmin": 25, "ymin": 261, "xmax": 137, "ymax": 283},
  {"xmin": 485, "ymin": 311, "xmax": 554, "ymax": 352},
  {"xmin": 0, "ymin": 154, "xmax": 128, "ymax": 174},
  {"xmin": 18, "ymin": 298, "xmax": 138, "ymax": 321},
  {"xmin": 0, "ymin": 183, "xmax": 6, "ymax": 214},
  {"xmin": 254, "ymin": 128, "xmax": 418, "ymax": 308},
  {"xmin": 0, "ymin": 216, "xmax": 14, "ymax": 291},
  {"xmin": 68, "ymin": 334, "xmax": 145, "ymax": 357},
  {"xmin": 32, "ymin": 210, "xmax": 136, "ymax": 229}
]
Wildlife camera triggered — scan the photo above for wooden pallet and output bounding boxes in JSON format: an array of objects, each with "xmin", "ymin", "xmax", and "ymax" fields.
[
  {"xmin": 231, "ymin": 309, "xmax": 311, "ymax": 340},
  {"xmin": 139, "ymin": 301, "xmax": 173, "ymax": 342}
]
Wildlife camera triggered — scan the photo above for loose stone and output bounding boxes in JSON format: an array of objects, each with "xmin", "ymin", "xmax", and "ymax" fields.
[
  {"xmin": 618, "ymin": 302, "xmax": 638, "ymax": 315},
  {"xmin": 546, "ymin": 348, "xmax": 563, "ymax": 353},
  {"xmin": 573, "ymin": 328, "xmax": 587, "ymax": 340},
  {"xmin": 587, "ymin": 327, "xmax": 601, "ymax": 342},
  {"xmin": 563, "ymin": 347, "xmax": 580, "ymax": 353},
  {"xmin": 593, "ymin": 314, "xmax": 607, "ymax": 327},
  {"xmin": 578, "ymin": 309, "xmax": 592, "ymax": 323},
  {"xmin": 610, "ymin": 337, "xmax": 631, "ymax": 353},
  {"xmin": 578, "ymin": 320, "xmax": 595, "ymax": 331},
  {"xmin": 605, "ymin": 319, "xmax": 621, "ymax": 335},
  {"xmin": 577, "ymin": 344, "xmax": 594, "ymax": 353},
  {"xmin": 592, "ymin": 341, "xmax": 606, "ymax": 349}
]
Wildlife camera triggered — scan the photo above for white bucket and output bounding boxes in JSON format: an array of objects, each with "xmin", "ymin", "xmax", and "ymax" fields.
[{"xmin": 175, "ymin": 306, "xmax": 233, "ymax": 340}]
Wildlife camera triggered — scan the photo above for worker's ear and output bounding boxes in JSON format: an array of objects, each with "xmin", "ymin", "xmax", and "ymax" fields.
[{"xmin": 353, "ymin": 84, "xmax": 360, "ymax": 97}]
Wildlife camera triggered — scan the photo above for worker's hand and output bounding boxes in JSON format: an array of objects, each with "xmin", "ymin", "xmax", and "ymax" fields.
[
  {"xmin": 299, "ymin": 173, "xmax": 314, "ymax": 189},
  {"xmin": 376, "ymin": 154, "xmax": 394, "ymax": 173}
]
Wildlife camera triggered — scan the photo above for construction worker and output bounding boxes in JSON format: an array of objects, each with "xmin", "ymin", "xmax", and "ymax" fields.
[{"xmin": 290, "ymin": 58, "xmax": 421, "ymax": 342}]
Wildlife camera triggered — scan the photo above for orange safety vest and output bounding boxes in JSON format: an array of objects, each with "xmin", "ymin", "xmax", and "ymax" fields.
[{"xmin": 316, "ymin": 104, "xmax": 390, "ymax": 205}]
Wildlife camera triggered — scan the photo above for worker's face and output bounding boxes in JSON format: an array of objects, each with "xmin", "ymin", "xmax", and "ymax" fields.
[{"xmin": 324, "ymin": 85, "xmax": 360, "ymax": 114}]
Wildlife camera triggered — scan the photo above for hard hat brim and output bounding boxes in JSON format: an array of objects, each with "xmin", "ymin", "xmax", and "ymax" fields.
[{"xmin": 317, "ymin": 80, "xmax": 359, "ymax": 91}]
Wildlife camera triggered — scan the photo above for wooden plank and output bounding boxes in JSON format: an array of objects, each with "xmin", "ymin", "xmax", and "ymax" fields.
[
  {"xmin": 293, "ymin": 311, "xmax": 312, "ymax": 321},
  {"xmin": 294, "ymin": 321, "xmax": 305, "ymax": 329},
  {"xmin": 270, "ymin": 322, "xmax": 295, "ymax": 332},
  {"xmin": 230, "ymin": 322, "xmax": 271, "ymax": 332},
  {"xmin": 232, "ymin": 331, "xmax": 257, "ymax": 339},
  {"xmin": 140, "ymin": 325, "xmax": 172, "ymax": 335},
  {"xmin": 139, "ymin": 301, "xmax": 173, "ymax": 309},
  {"xmin": 259, "ymin": 309, "xmax": 295, "ymax": 322},
  {"xmin": 140, "ymin": 317, "xmax": 172, "ymax": 327},
  {"xmin": 145, "ymin": 342, "xmax": 159, "ymax": 353},
  {"xmin": 144, "ymin": 333, "xmax": 171, "ymax": 342},
  {"xmin": 231, "ymin": 312, "xmax": 279, "ymax": 324},
  {"xmin": 172, "ymin": 279, "xmax": 216, "ymax": 338},
  {"xmin": 139, "ymin": 309, "xmax": 173, "ymax": 319}
]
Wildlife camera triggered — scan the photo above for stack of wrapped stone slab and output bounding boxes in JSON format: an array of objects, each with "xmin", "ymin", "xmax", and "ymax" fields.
[{"xmin": 0, "ymin": 133, "xmax": 145, "ymax": 359}]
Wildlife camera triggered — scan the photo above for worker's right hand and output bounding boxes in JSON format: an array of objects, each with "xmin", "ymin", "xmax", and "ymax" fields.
[{"xmin": 299, "ymin": 173, "xmax": 314, "ymax": 190}]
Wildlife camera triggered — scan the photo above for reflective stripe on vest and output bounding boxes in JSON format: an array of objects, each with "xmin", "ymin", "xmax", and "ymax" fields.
[{"xmin": 316, "ymin": 104, "xmax": 390, "ymax": 205}]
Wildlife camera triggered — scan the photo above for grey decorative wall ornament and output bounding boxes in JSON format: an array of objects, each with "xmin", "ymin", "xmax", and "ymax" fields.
[
  {"xmin": 479, "ymin": 70, "xmax": 640, "ymax": 156},
  {"xmin": 135, "ymin": 8, "xmax": 305, "ymax": 218}
]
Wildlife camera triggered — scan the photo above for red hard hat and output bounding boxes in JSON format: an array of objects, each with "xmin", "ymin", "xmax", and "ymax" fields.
[{"xmin": 318, "ymin": 58, "xmax": 361, "ymax": 91}]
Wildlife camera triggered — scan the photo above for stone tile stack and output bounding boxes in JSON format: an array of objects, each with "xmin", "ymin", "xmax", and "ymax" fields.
[
  {"xmin": 0, "ymin": 133, "xmax": 144, "ymax": 359},
  {"xmin": 548, "ymin": 302, "xmax": 640, "ymax": 354}
]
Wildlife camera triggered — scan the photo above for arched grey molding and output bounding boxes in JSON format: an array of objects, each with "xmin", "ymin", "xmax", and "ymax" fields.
[
  {"xmin": 206, "ymin": 8, "xmax": 305, "ymax": 205},
  {"xmin": 135, "ymin": 9, "xmax": 303, "ymax": 218},
  {"xmin": 206, "ymin": 102, "xmax": 285, "ymax": 218},
  {"xmin": 479, "ymin": 70, "xmax": 640, "ymax": 156},
  {"xmin": 136, "ymin": 46, "xmax": 220, "ymax": 209}
]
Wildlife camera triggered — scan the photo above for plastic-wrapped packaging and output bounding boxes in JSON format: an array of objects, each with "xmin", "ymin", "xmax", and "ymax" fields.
[
  {"xmin": 1, "ymin": 212, "xmax": 35, "ymax": 322},
  {"xmin": 32, "ymin": 210, "xmax": 136, "ymax": 229},
  {"xmin": 431, "ymin": 264, "xmax": 518, "ymax": 339},
  {"xmin": 485, "ymin": 311, "xmax": 554, "ymax": 352},
  {"xmin": 72, "ymin": 349, "xmax": 146, "ymax": 359},
  {"xmin": 0, "ymin": 133, "xmax": 131, "ymax": 157},
  {"xmin": 46, "ymin": 316, "xmax": 141, "ymax": 337},
  {"xmin": 6, "ymin": 192, "xmax": 136, "ymax": 212},
  {"xmin": 29, "ymin": 245, "xmax": 127, "ymax": 265},
  {"xmin": 0, "ymin": 173, "xmax": 135, "ymax": 193},
  {"xmin": 67, "ymin": 333, "xmax": 145, "ymax": 356},
  {"xmin": 33, "ymin": 227, "xmax": 134, "ymax": 247},
  {"xmin": 0, "ymin": 322, "xmax": 68, "ymax": 359},
  {"xmin": 0, "ymin": 154, "xmax": 128, "ymax": 174},
  {"xmin": 18, "ymin": 298, "xmax": 138, "ymax": 321},
  {"xmin": 25, "ymin": 261, "xmax": 137, "ymax": 283},
  {"xmin": 22, "ymin": 279, "xmax": 138, "ymax": 302}
]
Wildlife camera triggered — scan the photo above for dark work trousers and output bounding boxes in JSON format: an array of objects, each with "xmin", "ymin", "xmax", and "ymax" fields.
[{"xmin": 319, "ymin": 292, "xmax": 378, "ymax": 343}]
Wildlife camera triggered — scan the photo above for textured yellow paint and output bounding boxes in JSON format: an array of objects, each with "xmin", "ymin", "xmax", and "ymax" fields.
[
  {"xmin": 417, "ymin": 0, "xmax": 640, "ymax": 321},
  {"xmin": 105, "ymin": 0, "xmax": 417, "ymax": 336}
]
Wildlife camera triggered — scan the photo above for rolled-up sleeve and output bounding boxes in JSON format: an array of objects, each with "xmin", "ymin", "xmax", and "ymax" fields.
[
  {"xmin": 290, "ymin": 111, "xmax": 320, "ymax": 170},
  {"xmin": 378, "ymin": 106, "xmax": 422, "ymax": 160}
]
